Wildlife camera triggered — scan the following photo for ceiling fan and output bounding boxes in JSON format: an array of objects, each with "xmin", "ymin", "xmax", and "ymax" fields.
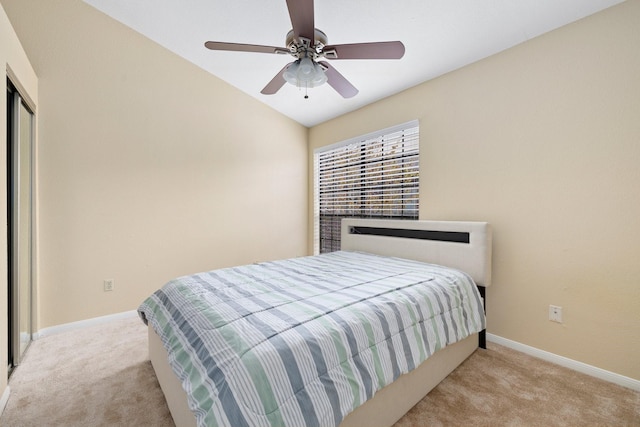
[{"xmin": 204, "ymin": 0, "xmax": 405, "ymax": 99}]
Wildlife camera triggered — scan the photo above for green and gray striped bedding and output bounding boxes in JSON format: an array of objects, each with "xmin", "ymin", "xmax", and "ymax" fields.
[{"xmin": 138, "ymin": 251, "xmax": 485, "ymax": 427}]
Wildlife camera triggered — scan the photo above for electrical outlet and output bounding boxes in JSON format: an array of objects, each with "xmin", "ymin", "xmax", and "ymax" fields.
[
  {"xmin": 103, "ymin": 279, "xmax": 114, "ymax": 292},
  {"xmin": 549, "ymin": 305, "xmax": 562, "ymax": 323}
]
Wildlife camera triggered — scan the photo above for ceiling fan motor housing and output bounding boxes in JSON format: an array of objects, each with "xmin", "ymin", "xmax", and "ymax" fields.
[{"xmin": 285, "ymin": 28, "xmax": 328, "ymax": 60}]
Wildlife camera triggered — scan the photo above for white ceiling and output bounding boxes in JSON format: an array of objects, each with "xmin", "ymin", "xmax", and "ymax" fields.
[{"xmin": 82, "ymin": 0, "xmax": 623, "ymax": 127}]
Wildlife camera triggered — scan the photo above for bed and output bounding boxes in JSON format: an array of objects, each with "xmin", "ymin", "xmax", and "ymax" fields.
[{"xmin": 139, "ymin": 218, "xmax": 492, "ymax": 427}]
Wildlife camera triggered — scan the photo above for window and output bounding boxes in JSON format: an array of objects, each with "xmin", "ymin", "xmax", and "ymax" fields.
[{"xmin": 314, "ymin": 120, "xmax": 419, "ymax": 253}]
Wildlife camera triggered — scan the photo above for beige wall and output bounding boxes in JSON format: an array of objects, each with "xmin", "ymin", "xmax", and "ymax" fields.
[
  {"xmin": 309, "ymin": 1, "xmax": 640, "ymax": 380},
  {"xmin": 0, "ymin": 0, "xmax": 38, "ymax": 404},
  {"xmin": 2, "ymin": 0, "xmax": 308, "ymax": 329}
]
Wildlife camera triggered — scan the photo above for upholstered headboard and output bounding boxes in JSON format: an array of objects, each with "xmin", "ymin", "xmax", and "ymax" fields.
[{"xmin": 340, "ymin": 219, "xmax": 492, "ymax": 287}]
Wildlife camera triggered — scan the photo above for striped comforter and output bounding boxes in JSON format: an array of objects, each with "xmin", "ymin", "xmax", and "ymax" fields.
[{"xmin": 138, "ymin": 251, "xmax": 485, "ymax": 427}]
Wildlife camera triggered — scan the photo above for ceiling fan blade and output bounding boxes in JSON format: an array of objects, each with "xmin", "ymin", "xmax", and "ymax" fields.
[
  {"xmin": 205, "ymin": 41, "xmax": 289, "ymax": 55},
  {"xmin": 323, "ymin": 41, "xmax": 405, "ymax": 60},
  {"xmin": 260, "ymin": 63, "xmax": 292, "ymax": 95},
  {"xmin": 318, "ymin": 61, "xmax": 358, "ymax": 99},
  {"xmin": 286, "ymin": 0, "xmax": 315, "ymax": 44}
]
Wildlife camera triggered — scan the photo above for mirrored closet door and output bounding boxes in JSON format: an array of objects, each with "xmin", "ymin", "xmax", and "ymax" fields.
[{"xmin": 6, "ymin": 78, "xmax": 34, "ymax": 373}]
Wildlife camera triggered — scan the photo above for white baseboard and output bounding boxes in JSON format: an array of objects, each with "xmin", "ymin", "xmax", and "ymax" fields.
[
  {"xmin": 0, "ymin": 386, "xmax": 10, "ymax": 418},
  {"xmin": 33, "ymin": 310, "xmax": 138, "ymax": 340},
  {"xmin": 487, "ymin": 333, "xmax": 640, "ymax": 392}
]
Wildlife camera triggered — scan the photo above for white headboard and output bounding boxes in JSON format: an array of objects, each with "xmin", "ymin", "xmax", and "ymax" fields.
[{"xmin": 340, "ymin": 219, "xmax": 492, "ymax": 287}]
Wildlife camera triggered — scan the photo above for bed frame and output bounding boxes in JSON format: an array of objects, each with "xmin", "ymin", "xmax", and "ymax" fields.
[{"xmin": 148, "ymin": 219, "xmax": 492, "ymax": 427}]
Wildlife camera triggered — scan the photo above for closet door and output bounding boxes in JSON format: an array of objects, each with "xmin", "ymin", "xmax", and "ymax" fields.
[{"xmin": 7, "ymin": 81, "xmax": 34, "ymax": 369}]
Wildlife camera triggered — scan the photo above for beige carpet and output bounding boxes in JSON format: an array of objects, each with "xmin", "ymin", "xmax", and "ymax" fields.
[{"xmin": 1, "ymin": 316, "xmax": 638, "ymax": 427}]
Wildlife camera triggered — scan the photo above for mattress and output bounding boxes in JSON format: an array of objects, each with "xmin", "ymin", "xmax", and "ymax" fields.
[{"xmin": 138, "ymin": 251, "xmax": 486, "ymax": 427}]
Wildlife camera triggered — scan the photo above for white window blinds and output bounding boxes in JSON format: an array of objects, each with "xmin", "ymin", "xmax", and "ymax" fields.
[{"xmin": 314, "ymin": 120, "xmax": 419, "ymax": 253}]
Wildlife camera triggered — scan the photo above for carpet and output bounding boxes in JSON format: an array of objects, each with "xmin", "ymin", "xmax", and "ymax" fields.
[{"xmin": 1, "ymin": 316, "xmax": 638, "ymax": 426}]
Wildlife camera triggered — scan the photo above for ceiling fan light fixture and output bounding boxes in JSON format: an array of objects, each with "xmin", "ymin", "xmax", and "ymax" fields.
[{"xmin": 283, "ymin": 57, "xmax": 327, "ymax": 88}]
